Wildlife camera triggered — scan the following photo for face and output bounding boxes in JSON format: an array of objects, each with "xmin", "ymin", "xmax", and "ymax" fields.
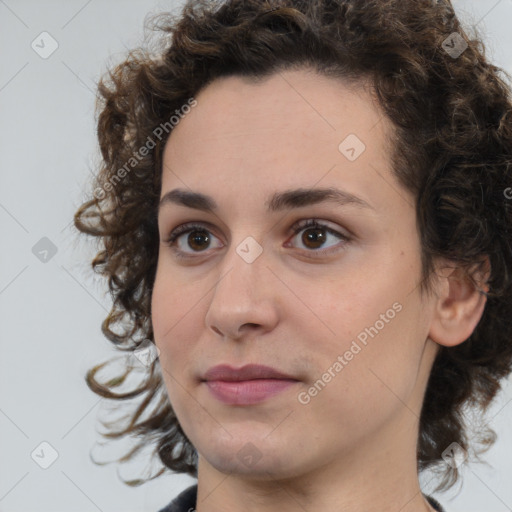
[{"xmin": 151, "ymin": 68, "xmax": 439, "ymax": 481}]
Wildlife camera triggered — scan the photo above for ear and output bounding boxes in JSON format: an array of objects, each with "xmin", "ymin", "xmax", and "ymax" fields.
[{"xmin": 428, "ymin": 257, "xmax": 490, "ymax": 347}]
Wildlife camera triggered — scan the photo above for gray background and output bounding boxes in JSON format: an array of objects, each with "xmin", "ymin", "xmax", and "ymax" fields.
[{"xmin": 1, "ymin": 1, "xmax": 511, "ymax": 511}]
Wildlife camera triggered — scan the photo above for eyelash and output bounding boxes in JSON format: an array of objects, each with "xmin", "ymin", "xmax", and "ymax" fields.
[{"xmin": 163, "ymin": 218, "xmax": 351, "ymax": 259}]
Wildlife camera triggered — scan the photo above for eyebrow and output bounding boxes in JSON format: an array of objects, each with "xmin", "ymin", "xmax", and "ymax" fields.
[{"xmin": 158, "ymin": 186, "xmax": 375, "ymax": 214}]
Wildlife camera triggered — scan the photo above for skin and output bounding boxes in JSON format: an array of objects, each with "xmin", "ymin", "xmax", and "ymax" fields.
[{"xmin": 151, "ymin": 68, "xmax": 487, "ymax": 512}]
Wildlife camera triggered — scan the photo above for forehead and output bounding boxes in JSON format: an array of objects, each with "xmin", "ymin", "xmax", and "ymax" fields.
[
  {"xmin": 160, "ymin": 69, "xmax": 403, "ymax": 215},
  {"xmin": 165, "ymin": 69, "xmax": 385, "ymax": 153}
]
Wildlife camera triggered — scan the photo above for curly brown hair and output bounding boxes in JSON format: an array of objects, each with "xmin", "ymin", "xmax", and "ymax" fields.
[{"xmin": 74, "ymin": 0, "xmax": 512, "ymax": 492}]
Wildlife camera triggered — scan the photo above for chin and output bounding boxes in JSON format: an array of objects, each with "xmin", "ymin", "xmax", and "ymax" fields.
[{"xmin": 197, "ymin": 434, "xmax": 309, "ymax": 480}]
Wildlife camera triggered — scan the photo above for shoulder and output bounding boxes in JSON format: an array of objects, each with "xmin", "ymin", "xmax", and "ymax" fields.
[{"xmin": 157, "ymin": 484, "xmax": 198, "ymax": 512}]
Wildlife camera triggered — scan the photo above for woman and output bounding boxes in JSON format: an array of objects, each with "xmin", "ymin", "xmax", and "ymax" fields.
[{"xmin": 74, "ymin": 1, "xmax": 512, "ymax": 511}]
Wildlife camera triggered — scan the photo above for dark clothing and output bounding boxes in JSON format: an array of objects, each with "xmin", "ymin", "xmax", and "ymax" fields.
[
  {"xmin": 158, "ymin": 484, "xmax": 197, "ymax": 512},
  {"xmin": 426, "ymin": 495, "xmax": 446, "ymax": 512},
  {"xmin": 158, "ymin": 484, "xmax": 446, "ymax": 512}
]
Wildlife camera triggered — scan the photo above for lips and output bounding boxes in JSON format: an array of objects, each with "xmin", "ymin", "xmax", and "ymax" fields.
[
  {"xmin": 202, "ymin": 363, "xmax": 297, "ymax": 382},
  {"xmin": 201, "ymin": 364, "xmax": 299, "ymax": 405}
]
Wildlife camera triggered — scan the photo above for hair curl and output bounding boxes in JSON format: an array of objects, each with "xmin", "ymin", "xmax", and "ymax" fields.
[{"xmin": 74, "ymin": 0, "xmax": 512, "ymax": 491}]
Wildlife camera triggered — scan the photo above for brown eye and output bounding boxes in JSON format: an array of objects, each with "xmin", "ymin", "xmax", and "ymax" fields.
[
  {"xmin": 186, "ymin": 230, "xmax": 211, "ymax": 251},
  {"xmin": 164, "ymin": 223, "xmax": 223, "ymax": 256},
  {"xmin": 300, "ymin": 226, "xmax": 328, "ymax": 250},
  {"xmin": 288, "ymin": 219, "xmax": 350, "ymax": 255}
]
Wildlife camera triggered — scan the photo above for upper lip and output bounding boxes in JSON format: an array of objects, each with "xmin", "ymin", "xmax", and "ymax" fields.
[{"xmin": 202, "ymin": 364, "xmax": 297, "ymax": 382}]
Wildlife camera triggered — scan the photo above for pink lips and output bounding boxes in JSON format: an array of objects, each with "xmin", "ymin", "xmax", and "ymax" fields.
[{"xmin": 202, "ymin": 364, "xmax": 299, "ymax": 405}]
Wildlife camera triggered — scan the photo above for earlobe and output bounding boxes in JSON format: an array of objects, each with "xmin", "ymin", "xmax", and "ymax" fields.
[{"xmin": 428, "ymin": 259, "xmax": 490, "ymax": 348}]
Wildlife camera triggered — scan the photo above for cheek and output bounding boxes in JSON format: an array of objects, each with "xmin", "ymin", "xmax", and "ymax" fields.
[
  {"xmin": 302, "ymin": 255, "xmax": 426, "ymax": 412},
  {"xmin": 151, "ymin": 280, "xmax": 214, "ymax": 441},
  {"xmin": 151, "ymin": 266, "xmax": 195, "ymax": 377},
  {"xmin": 298, "ymin": 312, "xmax": 422, "ymax": 445},
  {"xmin": 324, "ymin": 307, "xmax": 425, "ymax": 428}
]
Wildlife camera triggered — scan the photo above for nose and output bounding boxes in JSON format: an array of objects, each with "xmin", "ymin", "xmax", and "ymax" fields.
[{"xmin": 204, "ymin": 237, "xmax": 280, "ymax": 341}]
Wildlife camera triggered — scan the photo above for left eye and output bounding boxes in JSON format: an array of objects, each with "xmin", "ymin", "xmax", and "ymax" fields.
[
  {"xmin": 163, "ymin": 219, "xmax": 350, "ymax": 258},
  {"xmin": 287, "ymin": 219, "xmax": 350, "ymax": 253}
]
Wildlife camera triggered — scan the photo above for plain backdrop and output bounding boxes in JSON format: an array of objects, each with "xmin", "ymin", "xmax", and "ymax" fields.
[{"xmin": 1, "ymin": 1, "xmax": 512, "ymax": 511}]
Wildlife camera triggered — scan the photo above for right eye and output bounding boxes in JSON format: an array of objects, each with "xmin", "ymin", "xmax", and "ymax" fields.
[{"xmin": 164, "ymin": 223, "xmax": 223, "ymax": 258}]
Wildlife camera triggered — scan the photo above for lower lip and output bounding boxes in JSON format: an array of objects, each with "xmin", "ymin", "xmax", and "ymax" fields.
[{"xmin": 204, "ymin": 379, "xmax": 298, "ymax": 405}]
